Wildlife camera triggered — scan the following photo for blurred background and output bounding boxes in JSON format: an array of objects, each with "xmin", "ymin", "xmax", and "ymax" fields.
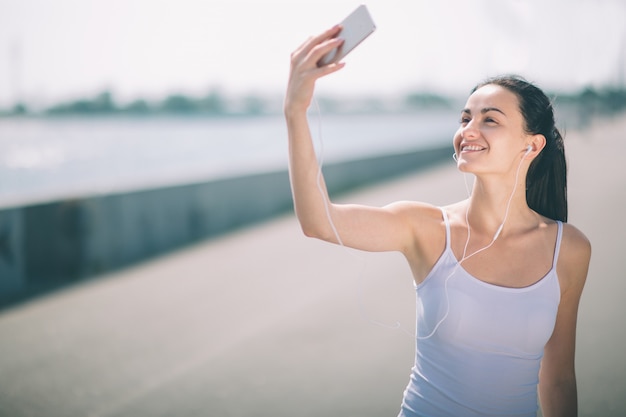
[
  {"xmin": 1, "ymin": 0, "xmax": 624, "ymax": 192},
  {"xmin": 0, "ymin": 1, "xmax": 625, "ymax": 416},
  {"xmin": 1, "ymin": 0, "xmax": 625, "ymax": 108},
  {"xmin": 1, "ymin": 0, "xmax": 625, "ymax": 206}
]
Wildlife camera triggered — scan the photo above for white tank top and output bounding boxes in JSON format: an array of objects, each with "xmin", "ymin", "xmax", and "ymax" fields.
[{"xmin": 400, "ymin": 208, "xmax": 562, "ymax": 417}]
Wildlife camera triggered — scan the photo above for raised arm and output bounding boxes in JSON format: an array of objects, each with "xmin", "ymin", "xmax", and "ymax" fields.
[
  {"xmin": 284, "ymin": 25, "xmax": 346, "ymax": 242},
  {"xmin": 284, "ymin": 26, "xmax": 433, "ymax": 254}
]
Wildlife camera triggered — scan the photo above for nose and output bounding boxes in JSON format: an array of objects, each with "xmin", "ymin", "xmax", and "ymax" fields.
[{"xmin": 461, "ymin": 119, "xmax": 479, "ymax": 139}]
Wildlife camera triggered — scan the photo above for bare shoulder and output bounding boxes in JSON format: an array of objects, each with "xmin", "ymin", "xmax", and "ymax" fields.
[
  {"xmin": 384, "ymin": 200, "xmax": 445, "ymax": 230},
  {"xmin": 561, "ymin": 223, "xmax": 592, "ymax": 261},
  {"xmin": 383, "ymin": 201, "xmax": 447, "ymax": 278},
  {"xmin": 383, "ymin": 200, "xmax": 447, "ymax": 247},
  {"xmin": 384, "ymin": 200, "xmax": 443, "ymax": 215},
  {"xmin": 563, "ymin": 223, "xmax": 591, "ymax": 255},
  {"xmin": 558, "ymin": 222, "xmax": 592, "ymax": 293}
]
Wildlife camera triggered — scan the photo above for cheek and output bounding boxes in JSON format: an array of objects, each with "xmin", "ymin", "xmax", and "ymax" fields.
[{"xmin": 453, "ymin": 129, "xmax": 463, "ymax": 150}]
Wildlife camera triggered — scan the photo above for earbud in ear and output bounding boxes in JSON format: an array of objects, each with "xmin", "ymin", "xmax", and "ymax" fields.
[{"xmin": 525, "ymin": 145, "xmax": 532, "ymax": 154}]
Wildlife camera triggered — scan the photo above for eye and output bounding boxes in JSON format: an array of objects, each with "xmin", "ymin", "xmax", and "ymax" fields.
[{"xmin": 459, "ymin": 116, "xmax": 470, "ymax": 125}]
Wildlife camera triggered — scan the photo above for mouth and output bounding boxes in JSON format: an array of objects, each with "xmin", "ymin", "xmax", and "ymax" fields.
[{"xmin": 460, "ymin": 144, "xmax": 486, "ymax": 153}]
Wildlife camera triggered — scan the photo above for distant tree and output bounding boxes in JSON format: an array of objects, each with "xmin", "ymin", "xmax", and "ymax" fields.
[
  {"xmin": 198, "ymin": 90, "xmax": 226, "ymax": 114},
  {"xmin": 92, "ymin": 91, "xmax": 115, "ymax": 112},
  {"xmin": 315, "ymin": 96, "xmax": 341, "ymax": 113},
  {"xmin": 46, "ymin": 90, "xmax": 117, "ymax": 114},
  {"xmin": 123, "ymin": 99, "xmax": 151, "ymax": 114},
  {"xmin": 11, "ymin": 103, "xmax": 28, "ymax": 115},
  {"xmin": 243, "ymin": 94, "xmax": 265, "ymax": 115},
  {"xmin": 604, "ymin": 88, "xmax": 626, "ymax": 112},
  {"xmin": 404, "ymin": 92, "xmax": 452, "ymax": 109},
  {"xmin": 161, "ymin": 94, "xmax": 198, "ymax": 113}
]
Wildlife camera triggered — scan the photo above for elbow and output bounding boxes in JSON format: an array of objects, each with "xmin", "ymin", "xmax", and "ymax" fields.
[
  {"xmin": 293, "ymin": 201, "xmax": 338, "ymax": 242},
  {"xmin": 300, "ymin": 222, "xmax": 324, "ymax": 239},
  {"xmin": 298, "ymin": 218, "xmax": 333, "ymax": 242},
  {"xmin": 300, "ymin": 223, "xmax": 316, "ymax": 238}
]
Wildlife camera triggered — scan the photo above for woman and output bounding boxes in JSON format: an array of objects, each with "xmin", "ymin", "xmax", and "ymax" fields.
[{"xmin": 285, "ymin": 25, "xmax": 591, "ymax": 417}]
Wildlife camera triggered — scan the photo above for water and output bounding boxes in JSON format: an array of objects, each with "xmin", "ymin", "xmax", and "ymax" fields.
[{"xmin": 0, "ymin": 111, "xmax": 458, "ymax": 208}]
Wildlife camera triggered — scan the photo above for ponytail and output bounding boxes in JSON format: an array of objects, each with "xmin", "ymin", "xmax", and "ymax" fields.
[
  {"xmin": 472, "ymin": 75, "xmax": 568, "ymax": 222},
  {"xmin": 526, "ymin": 126, "xmax": 567, "ymax": 222}
]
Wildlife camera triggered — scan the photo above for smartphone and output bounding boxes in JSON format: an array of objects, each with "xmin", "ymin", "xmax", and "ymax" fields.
[{"xmin": 317, "ymin": 4, "xmax": 376, "ymax": 67}]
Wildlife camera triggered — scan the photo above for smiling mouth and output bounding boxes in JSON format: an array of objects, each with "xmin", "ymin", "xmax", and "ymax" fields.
[{"xmin": 461, "ymin": 145, "xmax": 486, "ymax": 152}]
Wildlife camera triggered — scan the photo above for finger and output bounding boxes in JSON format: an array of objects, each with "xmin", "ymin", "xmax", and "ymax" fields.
[
  {"xmin": 307, "ymin": 37, "xmax": 344, "ymax": 68},
  {"xmin": 287, "ymin": 60, "xmax": 345, "ymax": 93},
  {"xmin": 290, "ymin": 36, "xmax": 343, "ymax": 72},
  {"xmin": 317, "ymin": 61, "xmax": 346, "ymax": 76},
  {"xmin": 301, "ymin": 24, "xmax": 342, "ymax": 54},
  {"xmin": 292, "ymin": 24, "xmax": 342, "ymax": 61},
  {"xmin": 285, "ymin": 61, "xmax": 346, "ymax": 111},
  {"xmin": 305, "ymin": 61, "xmax": 346, "ymax": 84}
]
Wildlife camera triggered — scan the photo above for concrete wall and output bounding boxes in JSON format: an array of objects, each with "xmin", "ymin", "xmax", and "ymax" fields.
[{"xmin": 0, "ymin": 145, "xmax": 452, "ymax": 306}]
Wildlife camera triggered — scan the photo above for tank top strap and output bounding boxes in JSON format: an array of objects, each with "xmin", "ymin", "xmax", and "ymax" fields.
[
  {"xmin": 439, "ymin": 207, "xmax": 451, "ymax": 250},
  {"xmin": 552, "ymin": 220, "xmax": 563, "ymax": 269}
]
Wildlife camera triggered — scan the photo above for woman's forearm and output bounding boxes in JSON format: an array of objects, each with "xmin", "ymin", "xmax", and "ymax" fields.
[
  {"xmin": 539, "ymin": 378, "xmax": 578, "ymax": 417},
  {"xmin": 285, "ymin": 107, "xmax": 336, "ymax": 241}
]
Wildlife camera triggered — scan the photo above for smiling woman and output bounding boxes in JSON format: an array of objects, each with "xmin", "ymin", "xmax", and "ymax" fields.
[
  {"xmin": 284, "ymin": 22, "xmax": 591, "ymax": 417},
  {"xmin": 455, "ymin": 77, "xmax": 568, "ymax": 223}
]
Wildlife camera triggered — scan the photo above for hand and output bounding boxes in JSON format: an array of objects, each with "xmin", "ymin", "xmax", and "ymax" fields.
[{"xmin": 284, "ymin": 25, "xmax": 346, "ymax": 114}]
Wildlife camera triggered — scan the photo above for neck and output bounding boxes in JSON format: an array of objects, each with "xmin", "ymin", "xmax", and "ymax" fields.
[{"xmin": 466, "ymin": 174, "xmax": 532, "ymax": 237}]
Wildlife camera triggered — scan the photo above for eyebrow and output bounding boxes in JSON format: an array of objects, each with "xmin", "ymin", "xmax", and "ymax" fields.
[{"xmin": 461, "ymin": 107, "xmax": 507, "ymax": 116}]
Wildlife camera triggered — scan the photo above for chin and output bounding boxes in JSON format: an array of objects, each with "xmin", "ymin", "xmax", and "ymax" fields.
[{"xmin": 456, "ymin": 160, "xmax": 471, "ymax": 173}]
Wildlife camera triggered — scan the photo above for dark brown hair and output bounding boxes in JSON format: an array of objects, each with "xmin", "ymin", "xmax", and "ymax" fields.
[{"xmin": 472, "ymin": 75, "xmax": 568, "ymax": 222}]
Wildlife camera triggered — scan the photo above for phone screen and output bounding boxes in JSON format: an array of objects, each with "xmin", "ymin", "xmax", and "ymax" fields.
[{"xmin": 317, "ymin": 5, "xmax": 376, "ymax": 67}]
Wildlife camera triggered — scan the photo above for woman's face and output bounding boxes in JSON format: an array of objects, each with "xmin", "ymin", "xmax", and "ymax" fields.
[{"xmin": 453, "ymin": 84, "xmax": 530, "ymax": 175}]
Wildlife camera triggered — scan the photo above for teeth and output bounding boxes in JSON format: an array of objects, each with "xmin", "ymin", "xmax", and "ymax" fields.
[{"xmin": 462, "ymin": 145, "xmax": 485, "ymax": 151}]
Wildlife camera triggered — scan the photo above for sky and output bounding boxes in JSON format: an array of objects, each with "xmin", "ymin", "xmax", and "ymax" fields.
[{"xmin": 0, "ymin": 0, "xmax": 625, "ymax": 108}]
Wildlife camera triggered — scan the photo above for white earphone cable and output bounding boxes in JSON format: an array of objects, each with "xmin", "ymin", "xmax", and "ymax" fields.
[{"xmin": 417, "ymin": 147, "xmax": 530, "ymax": 339}]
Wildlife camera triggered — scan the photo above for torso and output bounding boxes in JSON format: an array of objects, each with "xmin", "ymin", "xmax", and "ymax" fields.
[
  {"xmin": 399, "ymin": 206, "xmax": 563, "ymax": 417},
  {"xmin": 405, "ymin": 202, "xmax": 559, "ymax": 289}
]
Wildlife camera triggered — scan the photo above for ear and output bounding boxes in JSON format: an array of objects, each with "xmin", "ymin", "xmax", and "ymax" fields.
[{"xmin": 526, "ymin": 134, "xmax": 546, "ymax": 159}]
